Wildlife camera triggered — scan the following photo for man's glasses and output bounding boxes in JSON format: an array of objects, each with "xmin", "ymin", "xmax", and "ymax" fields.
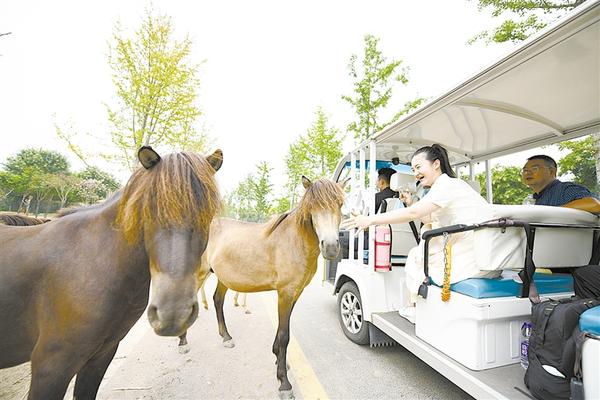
[{"xmin": 521, "ymin": 166, "xmax": 548, "ymax": 174}]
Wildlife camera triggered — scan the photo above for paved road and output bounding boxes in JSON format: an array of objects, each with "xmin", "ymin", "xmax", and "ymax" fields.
[{"xmin": 1, "ymin": 263, "xmax": 472, "ymax": 400}]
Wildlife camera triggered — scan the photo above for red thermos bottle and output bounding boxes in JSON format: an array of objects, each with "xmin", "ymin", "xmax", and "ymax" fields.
[{"xmin": 374, "ymin": 225, "xmax": 391, "ymax": 271}]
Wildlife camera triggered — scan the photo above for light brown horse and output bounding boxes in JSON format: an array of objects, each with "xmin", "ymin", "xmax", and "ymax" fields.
[
  {"xmin": 0, "ymin": 146, "xmax": 222, "ymax": 400},
  {"xmin": 180, "ymin": 176, "xmax": 346, "ymax": 399}
]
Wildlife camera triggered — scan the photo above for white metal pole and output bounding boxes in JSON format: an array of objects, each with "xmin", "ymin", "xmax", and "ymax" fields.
[
  {"xmin": 369, "ymin": 141, "xmax": 377, "ymax": 269},
  {"xmin": 349, "ymin": 151, "xmax": 356, "ymax": 261},
  {"xmin": 358, "ymin": 148, "xmax": 366, "ymax": 263},
  {"xmin": 485, "ymin": 160, "xmax": 493, "ymax": 203}
]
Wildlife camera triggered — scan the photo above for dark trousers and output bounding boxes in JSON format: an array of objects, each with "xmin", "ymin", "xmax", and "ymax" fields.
[{"xmin": 573, "ymin": 265, "xmax": 600, "ymax": 299}]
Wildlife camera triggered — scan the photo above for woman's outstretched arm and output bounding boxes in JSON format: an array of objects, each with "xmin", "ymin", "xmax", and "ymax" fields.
[{"xmin": 341, "ymin": 200, "xmax": 440, "ymax": 231}]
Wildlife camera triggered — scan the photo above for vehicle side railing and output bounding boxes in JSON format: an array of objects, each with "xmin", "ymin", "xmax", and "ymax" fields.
[{"xmin": 419, "ymin": 219, "xmax": 600, "ymax": 303}]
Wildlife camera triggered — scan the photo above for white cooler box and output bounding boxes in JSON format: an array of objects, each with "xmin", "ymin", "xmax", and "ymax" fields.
[
  {"xmin": 415, "ymin": 274, "xmax": 574, "ymax": 371},
  {"xmin": 580, "ymin": 306, "xmax": 600, "ymax": 400}
]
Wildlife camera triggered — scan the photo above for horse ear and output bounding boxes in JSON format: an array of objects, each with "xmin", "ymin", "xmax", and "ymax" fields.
[
  {"xmin": 138, "ymin": 146, "xmax": 161, "ymax": 169},
  {"xmin": 206, "ymin": 149, "xmax": 223, "ymax": 172},
  {"xmin": 340, "ymin": 177, "xmax": 351, "ymax": 190},
  {"xmin": 301, "ymin": 176, "xmax": 311, "ymax": 189}
]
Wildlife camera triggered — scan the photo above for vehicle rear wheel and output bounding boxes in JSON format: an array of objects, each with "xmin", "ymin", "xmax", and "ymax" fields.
[{"xmin": 337, "ymin": 281, "xmax": 369, "ymax": 345}]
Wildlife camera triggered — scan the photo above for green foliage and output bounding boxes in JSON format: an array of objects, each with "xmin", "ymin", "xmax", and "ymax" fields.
[
  {"xmin": 253, "ymin": 162, "xmax": 274, "ymax": 220},
  {"xmin": 557, "ymin": 135, "xmax": 598, "ymax": 192},
  {"xmin": 106, "ymin": 8, "xmax": 208, "ymax": 170},
  {"xmin": 47, "ymin": 173, "xmax": 82, "ymax": 209},
  {"xmin": 0, "ymin": 171, "xmax": 18, "ymax": 200},
  {"xmin": 284, "ymin": 107, "xmax": 344, "ymax": 207},
  {"xmin": 76, "ymin": 166, "xmax": 121, "ymax": 199},
  {"xmin": 469, "ymin": 0, "xmax": 586, "ymax": 44},
  {"xmin": 272, "ymin": 196, "xmax": 291, "ymax": 215},
  {"xmin": 342, "ymin": 34, "xmax": 425, "ymax": 144},
  {"xmin": 226, "ymin": 162, "xmax": 275, "ymax": 222},
  {"xmin": 0, "ymin": 149, "xmax": 121, "ymax": 213},
  {"xmin": 475, "ymin": 165, "xmax": 530, "ymax": 204},
  {"xmin": 3, "ymin": 148, "xmax": 69, "ymax": 175}
]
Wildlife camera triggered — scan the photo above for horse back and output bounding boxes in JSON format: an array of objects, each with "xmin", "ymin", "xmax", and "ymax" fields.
[{"xmin": 206, "ymin": 217, "xmax": 319, "ymax": 292}]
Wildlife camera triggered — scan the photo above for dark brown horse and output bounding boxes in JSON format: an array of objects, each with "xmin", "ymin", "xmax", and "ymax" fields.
[
  {"xmin": 0, "ymin": 146, "xmax": 222, "ymax": 400},
  {"xmin": 180, "ymin": 176, "xmax": 346, "ymax": 399},
  {"xmin": 0, "ymin": 213, "xmax": 50, "ymax": 226}
]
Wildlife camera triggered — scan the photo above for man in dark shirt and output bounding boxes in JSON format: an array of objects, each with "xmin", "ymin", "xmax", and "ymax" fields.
[
  {"xmin": 521, "ymin": 155, "xmax": 600, "ymax": 213},
  {"xmin": 375, "ymin": 168, "xmax": 399, "ymax": 213}
]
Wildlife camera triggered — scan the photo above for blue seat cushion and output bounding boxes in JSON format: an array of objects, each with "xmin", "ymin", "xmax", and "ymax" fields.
[
  {"xmin": 449, "ymin": 273, "xmax": 573, "ymax": 299},
  {"xmin": 580, "ymin": 306, "xmax": 600, "ymax": 336}
]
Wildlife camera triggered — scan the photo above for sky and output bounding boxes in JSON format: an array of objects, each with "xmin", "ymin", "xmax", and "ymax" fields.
[{"xmin": 0, "ymin": 0, "xmax": 536, "ymax": 195}]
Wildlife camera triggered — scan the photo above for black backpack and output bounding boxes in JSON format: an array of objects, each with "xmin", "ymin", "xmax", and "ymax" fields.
[{"xmin": 524, "ymin": 297, "xmax": 600, "ymax": 400}]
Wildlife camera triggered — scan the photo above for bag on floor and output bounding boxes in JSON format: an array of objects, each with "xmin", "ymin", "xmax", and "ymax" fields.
[{"xmin": 524, "ymin": 296, "xmax": 600, "ymax": 400}]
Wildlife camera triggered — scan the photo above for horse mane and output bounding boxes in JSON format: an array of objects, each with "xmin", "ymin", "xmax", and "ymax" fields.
[
  {"xmin": 0, "ymin": 213, "xmax": 51, "ymax": 226},
  {"xmin": 264, "ymin": 179, "xmax": 344, "ymax": 236},
  {"xmin": 116, "ymin": 152, "xmax": 221, "ymax": 243},
  {"xmin": 56, "ymin": 191, "xmax": 122, "ymax": 218},
  {"xmin": 264, "ymin": 212, "xmax": 291, "ymax": 236}
]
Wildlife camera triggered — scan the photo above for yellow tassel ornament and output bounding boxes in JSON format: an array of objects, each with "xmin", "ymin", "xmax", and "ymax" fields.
[{"xmin": 441, "ymin": 232, "xmax": 452, "ymax": 302}]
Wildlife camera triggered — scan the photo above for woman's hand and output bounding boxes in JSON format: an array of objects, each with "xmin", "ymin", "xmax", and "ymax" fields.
[
  {"xmin": 399, "ymin": 190, "xmax": 413, "ymax": 206},
  {"xmin": 340, "ymin": 212, "xmax": 372, "ymax": 232}
]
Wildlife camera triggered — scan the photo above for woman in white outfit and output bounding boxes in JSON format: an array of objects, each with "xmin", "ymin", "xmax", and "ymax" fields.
[{"xmin": 341, "ymin": 144, "xmax": 499, "ymax": 322}]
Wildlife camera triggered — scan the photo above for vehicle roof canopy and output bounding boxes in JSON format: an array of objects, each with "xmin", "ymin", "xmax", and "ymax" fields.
[{"xmin": 341, "ymin": 0, "xmax": 600, "ymax": 169}]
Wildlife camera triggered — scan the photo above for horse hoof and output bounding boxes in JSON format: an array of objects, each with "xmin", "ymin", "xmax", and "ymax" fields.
[
  {"xmin": 202, "ymin": 303, "xmax": 209, "ymax": 310},
  {"xmin": 223, "ymin": 339, "xmax": 235, "ymax": 348},
  {"xmin": 278, "ymin": 389, "xmax": 294, "ymax": 400},
  {"xmin": 178, "ymin": 344, "xmax": 190, "ymax": 354},
  {"xmin": 244, "ymin": 309, "xmax": 252, "ymax": 314}
]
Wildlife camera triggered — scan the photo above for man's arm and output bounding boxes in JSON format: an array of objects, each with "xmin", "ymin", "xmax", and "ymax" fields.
[{"xmin": 562, "ymin": 197, "xmax": 600, "ymax": 214}]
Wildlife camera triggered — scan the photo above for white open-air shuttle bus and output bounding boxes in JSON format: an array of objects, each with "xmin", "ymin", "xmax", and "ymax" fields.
[{"xmin": 325, "ymin": 1, "xmax": 600, "ymax": 399}]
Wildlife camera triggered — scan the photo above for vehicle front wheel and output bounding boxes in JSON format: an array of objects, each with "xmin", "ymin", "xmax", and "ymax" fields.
[{"xmin": 337, "ymin": 281, "xmax": 369, "ymax": 345}]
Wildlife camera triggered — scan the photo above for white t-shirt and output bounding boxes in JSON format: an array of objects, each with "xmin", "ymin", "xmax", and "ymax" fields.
[{"xmin": 415, "ymin": 173, "xmax": 496, "ymax": 285}]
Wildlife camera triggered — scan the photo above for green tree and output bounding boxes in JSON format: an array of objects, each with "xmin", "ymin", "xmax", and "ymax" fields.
[
  {"xmin": 271, "ymin": 196, "xmax": 291, "ymax": 215},
  {"xmin": 227, "ymin": 162, "xmax": 275, "ymax": 222},
  {"xmin": 342, "ymin": 34, "xmax": 425, "ymax": 144},
  {"xmin": 475, "ymin": 165, "xmax": 530, "ymax": 204},
  {"xmin": 469, "ymin": 0, "xmax": 587, "ymax": 44},
  {"xmin": 0, "ymin": 171, "xmax": 17, "ymax": 201},
  {"xmin": 106, "ymin": 8, "xmax": 208, "ymax": 170},
  {"xmin": 253, "ymin": 162, "xmax": 274, "ymax": 220},
  {"xmin": 2, "ymin": 149, "xmax": 70, "ymax": 213},
  {"xmin": 557, "ymin": 135, "xmax": 598, "ymax": 192},
  {"xmin": 48, "ymin": 173, "xmax": 82, "ymax": 209},
  {"xmin": 29, "ymin": 172, "xmax": 54, "ymax": 216},
  {"xmin": 76, "ymin": 166, "xmax": 121, "ymax": 199},
  {"xmin": 3, "ymin": 148, "xmax": 69, "ymax": 176},
  {"xmin": 284, "ymin": 107, "xmax": 344, "ymax": 206}
]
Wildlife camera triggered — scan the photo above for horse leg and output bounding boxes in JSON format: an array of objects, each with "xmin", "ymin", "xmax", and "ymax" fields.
[
  {"xmin": 178, "ymin": 331, "xmax": 190, "ymax": 354},
  {"xmin": 274, "ymin": 292, "xmax": 297, "ymax": 399},
  {"xmin": 28, "ymin": 341, "xmax": 84, "ymax": 400},
  {"xmin": 213, "ymin": 280, "xmax": 234, "ymax": 348},
  {"xmin": 242, "ymin": 293, "xmax": 252, "ymax": 314},
  {"xmin": 233, "ymin": 291, "xmax": 240, "ymax": 307},
  {"xmin": 73, "ymin": 343, "xmax": 119, "ymax": 400},
  {"xmin": 200, "ymin": 281, "xmax": 208, "ymax": 310}
]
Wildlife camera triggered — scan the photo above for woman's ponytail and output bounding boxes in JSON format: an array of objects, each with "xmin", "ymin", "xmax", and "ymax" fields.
[{"xmin": 412, "ymin": 144, "xmax": 456, "ymax": 178}]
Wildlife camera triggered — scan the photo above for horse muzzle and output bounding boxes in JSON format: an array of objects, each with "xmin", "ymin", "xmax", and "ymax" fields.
[
  {"xmin": 320, "ymin": 239, "xmax": 340, "ymax": 260},
  {"xmin": 147, "ymin": 300, "xmax": 199, "ymax": 336}
]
